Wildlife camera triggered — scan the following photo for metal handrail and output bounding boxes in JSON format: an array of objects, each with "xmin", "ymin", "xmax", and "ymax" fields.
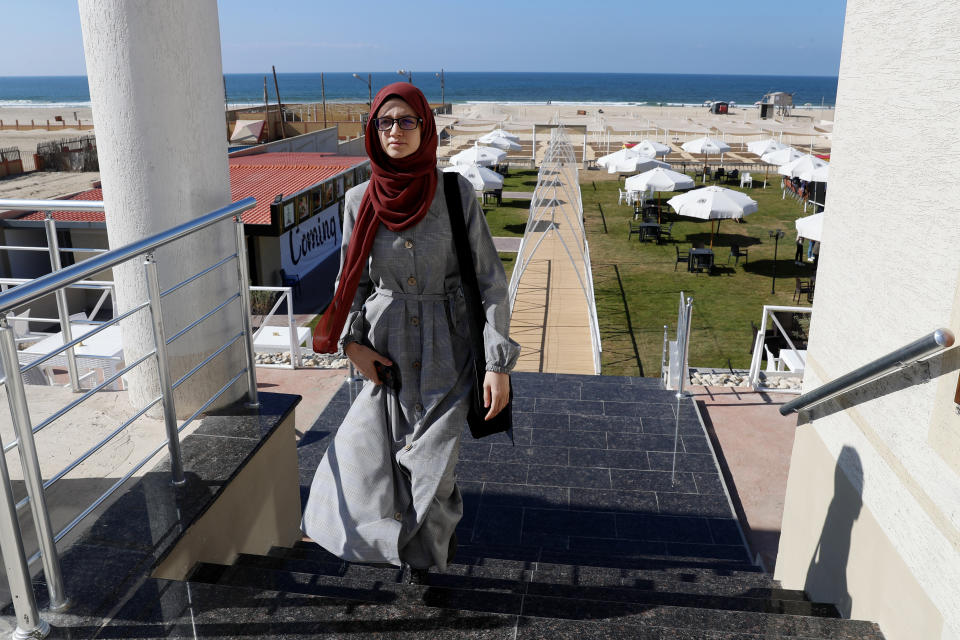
[
  {"xmin": 0, "ymin": 198, "xmax": 255, "ymax": 313},
  {"xmin": 779, "ymin": 328, "xmax": 955, "ymax": 415},
  {"xmin": 0, "ymin": 196, "xmax": 259, "ymax": 636}
]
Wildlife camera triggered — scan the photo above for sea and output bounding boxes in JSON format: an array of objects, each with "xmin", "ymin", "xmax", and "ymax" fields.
[{"xmin": 0, "ymin": 72, "xmax": 838, "ymax": 110}]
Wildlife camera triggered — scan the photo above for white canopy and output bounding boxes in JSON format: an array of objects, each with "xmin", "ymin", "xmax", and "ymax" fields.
[
  {"xmin": 596, "ymin": 147, "xmax": 641, "ymax": 169},
  {"xmin": 747, "ymin": 138, "xmax": 788, "ymax": 157},
  {"xmin": 633, "ymin": 139, "xmax": 672, "ymax": 158},
  {"xmin": 666, "ymin": 186, "xmax": 758, "ymax": 220},
  {"xmin": 450, "ymin": 143, "xmax": 507, "ymax": 167},
  {"xmin": 777, "ymin": 154, "xmax": 829, "ymax": 179},
  {"xmin": 443, "ymin": 164, "xmax": 504, "ymax": 191},
  {"xmin": 479, "ymin": 128, "xmax": 520, "ymax": 142},
  {"xmin": 795, "ymin": 212, "xmax": 824, "ymax": 242},
  {"xmin": 805, "ymin": 164, "xmax": 830, "ymax": 183},
  {"xmin": 761, "ymin": 146, "xmax": 804, "ymax": 166},
  {"xmin": 681, "ymin": 136, "xmax": 732, "ymax": 155},
  {"xmin": 625, "ymin": 167, "xmax": 695, "ymax": 193}
]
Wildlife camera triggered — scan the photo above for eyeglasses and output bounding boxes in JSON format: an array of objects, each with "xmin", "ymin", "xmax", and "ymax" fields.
[{"xmin": 373, "ymin": 116, "xmax": 421, "ymax": 131}]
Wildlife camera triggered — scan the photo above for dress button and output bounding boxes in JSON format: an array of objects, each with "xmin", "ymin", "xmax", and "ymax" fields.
[
  {"xmin": 407, "ymin": 276, "xmax": 417, "ymax": 286},
  {"xmin": 410, "ymin": 316, "xmax": 419, "ymax": 326},
  {"xmin": 404, "ymin": 240, "xmax": 414, "ymax": 249},
  {"xmin": 394, "ymin": 512, "xmax": 402, "ymax": 521},
  {"xmin": 415, "ymin": 403, "xmax": 423, "ymax": 412},
  {"xmin": 412, "ymin": 360, "xmax": 421, "ymax": 369}
]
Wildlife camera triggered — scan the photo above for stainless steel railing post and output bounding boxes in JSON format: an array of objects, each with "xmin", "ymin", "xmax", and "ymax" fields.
[
  {"xmin": 143, "ymin": 255, "xmax": 185, "ymax": 486},
  {"xmin": 0, "ymin": 322, "xmax": 68, "ymax": 612},
  {"xmin": 43, "ymin": 214, "xmax": 80, "ymax": 393},
  {"xmin": 0, "ymin": 424, "xmax": 49, "ymax": 638},
  {"xmin": 233, "ymin": 216, "xmax": 259, "ymax": 407}
]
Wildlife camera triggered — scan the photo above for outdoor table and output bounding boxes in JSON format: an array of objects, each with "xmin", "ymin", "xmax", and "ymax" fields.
[
  {"xmin": 18, "ymin": 322, "xmax": 124, "ymax": 390},
  {"xmin": 637, "ymin": 222, "xmax": 661, "ymax": 243},
  {"xmin": 779, "ymin": 348, "xmax": 807, "ymax": 372},
  {"xmin": 688, "ymin": 248, "xmax": 715, "ymax": 272}
]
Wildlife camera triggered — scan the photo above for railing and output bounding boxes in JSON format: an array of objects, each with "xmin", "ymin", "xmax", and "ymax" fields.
[
  {"xmin": 0, "ymin": 196, "xmax": 259, "ymax": 638},
  {"xmin": 779, "ymin": 329, "xmax": 955, "ymax": 416},
  {"xmin": 663, "ymin": 292, "xmax": 693, "ymax": 391},
  {"xmin": 748, "ymin": 305, "xmax": 812, "ymax": 393},
  {"xmin": 250, "ymin": 285, "xmax": 302, "ymax": 368}
]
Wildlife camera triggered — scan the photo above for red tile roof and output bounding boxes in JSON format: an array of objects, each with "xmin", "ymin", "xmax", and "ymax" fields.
[{"xmin": 10, "ymin": 153, "xmax": 368, "ymax": 226}]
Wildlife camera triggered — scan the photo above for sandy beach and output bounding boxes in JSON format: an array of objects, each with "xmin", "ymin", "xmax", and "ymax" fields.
[{"xmin": 0, "ymin": 106, "xmax": 95, "ymax": 172}]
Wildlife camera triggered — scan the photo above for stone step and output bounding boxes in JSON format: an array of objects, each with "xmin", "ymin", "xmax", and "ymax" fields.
[
  {"xmin": 190, "ymin": 563, "xmax": 881, "ymax": 639},
  {"xmin": 247, "ymin": 550, "xmax": 808, "ymax": 602}
]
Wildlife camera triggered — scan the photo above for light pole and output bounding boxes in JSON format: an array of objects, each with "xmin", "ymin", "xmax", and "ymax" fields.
[
  {"xmin": 397, "ymin": 68, "xmax": 412, "ymax": 83},
  {"xmin": 435, "ymin": 68, "xmax": 445, "ymax": 106},
  {"xmin": 352, "ymin": 73, "xmax": 372, "ymax": 108},
  {"xmin": 769, "ymin": 229, "xmax": 784, "ymax": 294}
]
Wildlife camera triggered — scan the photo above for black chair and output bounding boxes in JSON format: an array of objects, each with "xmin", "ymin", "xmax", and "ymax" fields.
[
  {"xmin": 659, "ymin": 221, "xmax": 674, "ymax": 244},
  {"xmin": 279, "ymin": 268, "xmax": 302, "ymax": 297},
  {"xmin": 628, "ymin": 220, "xmax": 643, "ymax": 241},
  {"xmin": 727, "ymin": 169, "xmax": 739, "ymax": 185},
  {"xmin": 728, "ymin": 244, "xmax": 748, "ymax": 265},
  {"xmin": 793, "ymin": 277, "xmax": 813, "ymax": 303},
  {"xmin": 674, "ymin": 246, "xmax": 690, "ymax": 271},
  {"xmin": 715, "ymin": 167, "xmax": 726, "ymax": 182}
]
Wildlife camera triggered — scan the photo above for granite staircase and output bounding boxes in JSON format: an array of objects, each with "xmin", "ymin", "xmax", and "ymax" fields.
[{"xmin": 181, "ymin": 372, "xmax": 884, "ymax": 639}]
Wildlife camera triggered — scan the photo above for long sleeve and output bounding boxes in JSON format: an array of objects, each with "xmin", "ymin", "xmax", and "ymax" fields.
[
  {"xmin": 337, "ymin": 186, "xmax": 373, "ymax": 352},
  {"xmin": 457, "ymin": 176, "xmax": 521, "ymax": 373}
]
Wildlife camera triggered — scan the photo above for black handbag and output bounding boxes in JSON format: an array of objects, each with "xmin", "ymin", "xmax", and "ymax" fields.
[{"xmin": 442, "ymin": 173, "xmax": 514, "ymax": 441}]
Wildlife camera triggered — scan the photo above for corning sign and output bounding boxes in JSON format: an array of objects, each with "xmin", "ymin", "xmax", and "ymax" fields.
[{"xmin": 279, "ymin": 203, "xmax": 341, "ymax": 278}]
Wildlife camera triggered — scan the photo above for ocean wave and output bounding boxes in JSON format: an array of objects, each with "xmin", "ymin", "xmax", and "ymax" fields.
[{"xmin": 0, "ymin": 100, "xmax": 92, "ymax": 109}]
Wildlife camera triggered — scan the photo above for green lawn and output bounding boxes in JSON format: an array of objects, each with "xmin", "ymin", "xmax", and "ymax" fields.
[
  {"xmin": 480, "ymin": 169, "xmax": 538, "ymax": 237},
  {"xmin": 581, "ymin": 172, "xmax": 817, "ymax": 376}
]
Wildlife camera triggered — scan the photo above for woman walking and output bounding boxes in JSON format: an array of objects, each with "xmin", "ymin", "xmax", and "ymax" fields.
[{"xmin": 303, "ymin": 83, "xmax": 519, "ymax": 581}]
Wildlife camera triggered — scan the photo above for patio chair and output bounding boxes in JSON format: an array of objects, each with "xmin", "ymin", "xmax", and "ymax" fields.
[
  {"xmin": 793, "ymin": 277, "xmax": 813, "ymax": 303},
  {"xmin": 727, "ymin": 169, "xmax": 739, "ymax": 185},
  {"xmin": 740, "ymin": 172, "xmax": 753, "ymax": 188},
  {"xmin": 674, "ymin": 246, "xmax": 690, "ymax": 271},
  {"xmin": 659, "ymin": 221, "xmax": 674, "ymax": 244},
  {"xmin": 628, "ymin": 220, "xmax": 643, "ymax": 241},
  {"xmin": 728, "ymin": 244, "xmax": 749, "ymax": 266},
  {"xmin": 618, "ymin": 188, "xmax": 626, "ymax": 205}
]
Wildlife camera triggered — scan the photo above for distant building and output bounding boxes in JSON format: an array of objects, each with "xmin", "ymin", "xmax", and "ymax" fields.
[{"xmin": 758, "ymin": 92, "xmax": 793, "ymax": 119}]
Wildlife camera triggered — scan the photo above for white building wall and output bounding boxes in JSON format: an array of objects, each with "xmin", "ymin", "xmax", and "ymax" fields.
[{"xmin": 775, "ymin": 2, "xmax": 960, "ymax": 639}]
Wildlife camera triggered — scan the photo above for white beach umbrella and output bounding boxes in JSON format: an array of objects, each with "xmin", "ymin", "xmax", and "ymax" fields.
[
  {"xmin": 625, "ymin": 167, "xmax": 694, "ymax": 193},
  {"xmin": 607, "ymin": 155, "xmax": 670, "ymax": 175},
  {"xmin": 682, "ymin": 136, "xmax": 732, "ymax": 181},
  {"xmin": 761, "ymin": 146, "xmax": 804, "ymax": 166},
  {"xmin": 481, "ymin": 134, "xmax": 522, "ymax": 152},
  {"xmin": 777, "ymin": 154, "xmax": 829, "ymax": 179},
  {"xmin": 804, "ymin": 164, "xmax": 830, "ymax": 183},
  {"xmin": 596, "ymin": 147, "xmax": 641, "ymax": 169},
  {"xmin": 479, "ymin": 128, "xmax": 520, "ymax": 142},
  {"xmin": 681, "ymin": 136, "xmax": 732, "ymax": 156},
  {"xmin": 747, "ymin": 138, "xmax": 788, "ymax": 157},
  {"xmin": 795, "ymin": 212, "xmax": 824, "ymax": 243},
  {"xmin": 634, "ymin": 139, "xmax": 672, "ymax": 158},
  {"xmin": 667, "ymin": 185, "xmax": 758, "ymax": 247},
  {"xmin": 626, "ymin": 167, "xmax": 696, "ymax": 222},
  {"xmin": 443, "ymin": 163, "xmax": 504, "ymax": 191},
  {"xmin": 450, "ymin": 142, "xmax": 507, "ymax": 167}
]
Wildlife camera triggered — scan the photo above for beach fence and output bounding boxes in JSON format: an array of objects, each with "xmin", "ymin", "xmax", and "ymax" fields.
[
  {"xmin": 0, "ymin": 146, "xmax": 24, "ymax": 178},
  {"xmin": 34, "ymin": 135, "xmax": 98, "ymax": 172},
  {"xmin": 0, "ymin": 118, "xmax": 94, "ymax": 132}
]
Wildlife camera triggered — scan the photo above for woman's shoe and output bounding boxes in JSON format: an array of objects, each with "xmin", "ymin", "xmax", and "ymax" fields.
[{"xmin": 408, "ymin": 567, "xmax": 430, "ymax": 585}]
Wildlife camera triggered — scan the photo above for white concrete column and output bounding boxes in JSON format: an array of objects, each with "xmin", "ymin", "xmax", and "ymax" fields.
[{"xmin": 79, "ymin": 0, "xmax": 244, "ymax": 416}]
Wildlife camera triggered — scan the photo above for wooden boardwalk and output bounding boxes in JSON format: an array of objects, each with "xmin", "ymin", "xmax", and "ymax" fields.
[{"xmin": 509, "ymin": 137, "xmax": 599, "ymax": 375}]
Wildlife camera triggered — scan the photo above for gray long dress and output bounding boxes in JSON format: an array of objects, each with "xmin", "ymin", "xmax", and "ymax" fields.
[{"xmin": 302, "ymin": 171, "xmax": 520, "ymax": 570}]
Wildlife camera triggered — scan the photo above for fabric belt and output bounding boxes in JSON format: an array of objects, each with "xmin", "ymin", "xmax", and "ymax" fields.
[{"xmin": 374, "ymin": 287, "xmax": 461, "ymax": 321}]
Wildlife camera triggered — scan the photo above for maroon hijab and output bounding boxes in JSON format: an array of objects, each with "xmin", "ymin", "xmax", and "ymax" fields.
[{"xmin": 313, "ymin": 82, "xmax": 438, "ymax": 353}]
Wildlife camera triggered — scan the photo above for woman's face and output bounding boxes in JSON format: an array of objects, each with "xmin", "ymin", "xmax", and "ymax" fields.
[{"xmin": 376, "ymin": 97, "xmax": 422, "ymax": 160}]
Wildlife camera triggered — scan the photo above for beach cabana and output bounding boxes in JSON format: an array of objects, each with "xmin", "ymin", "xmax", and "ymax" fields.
[{"xmin": 666, "ymin": 185, "xmax": 758, "ymax": 248}]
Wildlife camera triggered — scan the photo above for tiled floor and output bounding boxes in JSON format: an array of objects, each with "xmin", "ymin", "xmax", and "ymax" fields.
[{"xmin": 297, "ymin": 371, "xmax": 749, "ymax": 565}]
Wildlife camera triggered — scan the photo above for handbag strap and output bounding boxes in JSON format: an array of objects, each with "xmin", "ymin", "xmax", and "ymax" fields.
[{"xmin": 442, "ymin": 173, "xmax": 487, "ymax": 371}]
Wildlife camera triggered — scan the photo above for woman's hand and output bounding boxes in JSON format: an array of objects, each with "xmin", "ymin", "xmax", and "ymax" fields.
[
  {"xmin": 483, "ymin": 371, "xmax": 510, "ymax": 420},
  {"xmin": 344, "ymin": 342, "xmax": 392, "ymax": 385}
]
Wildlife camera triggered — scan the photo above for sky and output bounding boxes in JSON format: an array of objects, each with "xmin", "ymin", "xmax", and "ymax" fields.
[{"xmin": 0, "ymin": 0, "xmax": 846, "ymax": 77}]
